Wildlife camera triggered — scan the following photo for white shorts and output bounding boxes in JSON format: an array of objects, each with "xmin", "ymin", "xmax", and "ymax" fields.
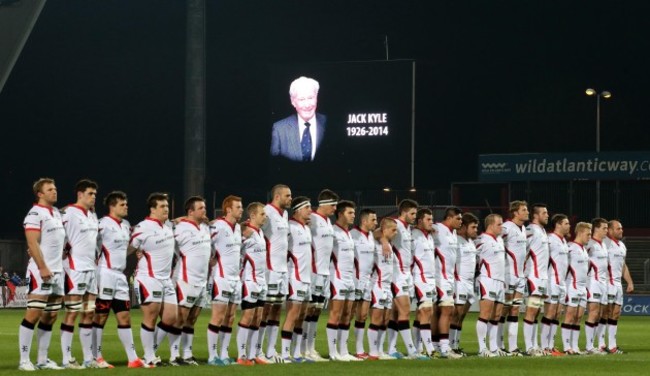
[
  {"xmin": 330, "ymin": 277, "xmax": 355, "ymax": 301},
  {"xmin": 288, "ymin": 279, "xmax": 311, "ymax": 302},
  {"xmin": 136, "ymin": 276, "xmax": 176, "ymax": 304},
  {"xmin": 477, "ymin": 275, "xmax": 505, "ymax": 303},
  {"xmin": 607, "ymin": 283, "xmax": 623, "ymax": 306},
  {"xmin": 64, "ymin": 268, "xmax": 97, "ymax": 296},
  {"xmin": 435, "ymin": 277, "xmax": 454, "ymax": 305},
  {"xmin": 526, "ymin": 276, "xmax": 548, "ymax": 297},
  {"xmin": 565, "ymin": 285, "xmax": 587, "ymax": 308},
  {"xmin": 355, "ymin": 275, "xmax": 372, "ymax": 302},
  {"xmin": 392, "ymin": 272, "xmax": 413, "ymax": 298},
  {"xmin": 587, "ymin": 280, "xmax": 608, "ymax": 305},
  {"xmin": 175, "ymin": 280, "xmax": 207, "ymax": 308},
  {"xmin": 413, "ymin": 278, "xmax": 436, "ymax": 305},
  {"xmin": 266, "ymin": 270, "xmax": 288, "ymax": 297},
  {"xmin": 97, "ymin": 268, "xmax": 130, "ymax": 301},
  {"xmin": 242, "ymin": 280, "xmax": 266, "ymax": 304},
  {"xmin": 26, "ymin": 262, "xmax": 64, "ymax": 297},
  {"xmin": 454, "ymin": 278, "xmax": 477, "ymax": 305},
  {"xmin": 311, "ymin": 273, "xmax": 330, "ymax": 298},
  {"xmin": 506, "ymin": 275, "xmax": 527, "ymax": 295},
  {"xmin": 545, "ymin": 282, "xmax": 566, "ymax": 305},
  {"xmin": 371, "ymin": 282, "xmax": 393, "ymax": 310},
  {"xmin": 211, "ymin": 276, "xmax": 241, "ymax": 304}
]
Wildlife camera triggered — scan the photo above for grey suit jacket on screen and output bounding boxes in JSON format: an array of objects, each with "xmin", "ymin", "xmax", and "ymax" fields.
[{"xmin": 270, "ymin": 113, "xmax": 327, "ymax": 161}]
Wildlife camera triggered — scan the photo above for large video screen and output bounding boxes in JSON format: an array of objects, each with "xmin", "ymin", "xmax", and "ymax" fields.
[{"xmin": 268, "ymin": 60, "xmax": 414, "ymax": 190}]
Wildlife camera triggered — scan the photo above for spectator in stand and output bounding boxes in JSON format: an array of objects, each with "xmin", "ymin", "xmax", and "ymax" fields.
[{"xmin": 1, "ymin": 270, "xmax": 10, "ymax": 307}]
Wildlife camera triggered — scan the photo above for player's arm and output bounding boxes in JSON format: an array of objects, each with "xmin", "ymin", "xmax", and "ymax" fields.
[
  {"xmin": 622, "ymin": 263, "xmax": 634, "ymax": 293},
  {"xmin": 373, "ymin": 228, "xmax": 392, "ymax": 257},
  {"xmin": 25, "ymin": 230, "xmax": 52, "ymax": 279}
]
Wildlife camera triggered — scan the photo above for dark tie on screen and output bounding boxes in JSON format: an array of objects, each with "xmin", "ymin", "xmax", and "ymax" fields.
[{"xmin": 301, "ymin": 122, "xmax": 312, "ymax": 161}]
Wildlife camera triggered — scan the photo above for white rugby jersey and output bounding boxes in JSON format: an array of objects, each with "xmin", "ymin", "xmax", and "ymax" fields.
[
  {"xmin": 411, "ymin": 228, "xmax": 435, "ymax": 284},
  {"xmin": 174, "ymin": 219, "xmax": 212, "ymax": 285},
  {"xmin": 586, "ymin": 238, "xmax": 609, "ymax": 283},
  {"xmin": 525, "ymin": 223, "xmax": 549, "ymax": 279},
  {"xmin": 241, "ymin": 224, "xmax": 266, "ymax": 282},
  {"xmin": 372, "ymin": 241, "xmax": 395, "ymax": 288},
  {"xmin": 288, "ymin": 218, "xmax": 312, "ymax": 282},
  {"xmin": 262, "ymin": 204, "xmax": 289, "ymax": 273},
  {"xmin": 98, "ymin": 216, "xmax": 131, "ymax": 272},
  {"xmin": 548, "ymin": 232, "xmax": 569, "ymax": 286},
  {"xmin": 501, "ymin": 220, "xmax": 527, "ymax": 279},
  {"xmin": 456, "ymin": 235, "xmax": 478, "ymax": 281},
  {"xmin": 331, "ymin": 223, "xmax": 356, "ymax": 281},
  {"xmin": 23, "ymin": 204, "xmax": 66, "ymax": 273},
  {"xmin": 351, "ymin": 226, "xmax": 376, "ymax": 281},
  {"xmin": 309, "ymin": 212, "xmax": 334, "ymax": 275},
  {"xmin": 211, "ymin": 218, "xmax": 242, "ymax": 280},
  {"xmin": 433, "ymin": 223, "xmax": 458, "ymax": 281},
  {"xmin": 566, "ymin": 241, "xmax": 589, "ymax": 288},
  {"xmin": 391, "ymin": 218, "xmax": 413, "ymax": 275},
  {"xmin": 62, "ymin": 205, "xmax": 100, "ymax": 271},
  {"xmin": 603, "ymin": 236, "xmax": 626, "ymax": 285},
  {"xmin": 475, "ymin": 233, "xmax": 506, "ymax": 282},
  {"xmin": 131, "ymin": 217, "xmax": 175, "ymax": 279}
]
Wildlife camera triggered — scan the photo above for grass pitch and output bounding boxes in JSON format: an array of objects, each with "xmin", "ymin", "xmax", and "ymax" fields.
[{"xmin": 1, "ymin": 309, "xmax": 648, "ymax": 375}]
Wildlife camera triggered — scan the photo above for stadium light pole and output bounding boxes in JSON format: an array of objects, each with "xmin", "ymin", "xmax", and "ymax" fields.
[{"xmin": 585, "ymin": 88, "xmax": 612, "ymax": 218}]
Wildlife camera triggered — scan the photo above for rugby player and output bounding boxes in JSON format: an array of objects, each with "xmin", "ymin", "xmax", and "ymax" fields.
[
  {"xmin": 411, "ymin": 208, "xmax": 437, "ymax": 357},
  {"xmin": 584, "ymin": 218, "xmax": 609, "ymax": 355}
]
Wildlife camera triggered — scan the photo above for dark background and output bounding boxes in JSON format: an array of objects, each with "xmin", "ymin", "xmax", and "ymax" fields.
[{"xmin": 1, "ymin": 0, "xmax": 649, "ymax": 237}]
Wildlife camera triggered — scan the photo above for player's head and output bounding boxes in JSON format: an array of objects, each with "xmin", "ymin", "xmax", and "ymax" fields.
[
  {"xmin": 359, "ymin": 208, "xmax": 378, "ymax": 231},
  {"xmin": 591, "ymin": 217, "xmax": 608, "ymax": 240},
  {"xmin": 416, "ymin": 208, "xmax": 434, "ymax": 232},
  {"xmin": 574, "ymin": 222, "xmax": 592, "ymax": 244},
  {"xmin": 398, "ymin": 199, "xmax": 418, "ymax": 224},
  {"xmin": 147, "ymin": 192, "xmax": 169, "ymax": 221},
  {"xmin": 607, "ymin": 219, "xmax": 623, "ymax": 240},
  {"xmin": 551, "ymin": 214, "xmax": 570, "ymax": 236},
  {"xmin": 442, "ymin": 206, "xmax": 463, "ymax": 229},
  {"xmin": 104, "ymin": 191, "xmax": 128, "ymax": 219},
  {"xmin": 184, "ymin": 196, "xmax": 206, "ymax": 221},
  {"xmin": 317, "ymin": 189, "xmax": 339, "ymax": 216},
  {"xmin": 246, "ymin": 202, "xmax": 267, "ymax": 228},
  {"xmin": 459, "ymin": 212, "xmax": 479, "ymax": 239},
  {"xmin": 509, "ymin": 200, "xmax": 529, "ymax": 222},
  {"xmin": 32, "ymin": 177, "xmax": 57, "ymax": 205},
  {"xmin": 271, "ymin": 184, "xmax": 292, "ymax": 209},
  {"xmin": 222, "ymin": 195, "xmax": 243, "ymax": 222},
  {"xmin": 335, "ymin": 200, "xmax": 356, "ymax": 226},
  {"xmin": 379, "ymin": 217, "xmax": 398, "ymax": 241},
  {"xmin": 291, "ymin": 196, "xmax": 312, "ymax": 223},
  {"xmin": 531, "ymin": 203, "xmax": 548, "ymax": 226},
  {"xmin": 289, "ymin": 76, "xmax": 319, "ymax": 121},
  {"xmin": 75, "ymin": 179, "xmax": 98, "ymax": 209},
  {"xmin": 484, "ymin": 213, "xmax": 503, "ymax": 236}
]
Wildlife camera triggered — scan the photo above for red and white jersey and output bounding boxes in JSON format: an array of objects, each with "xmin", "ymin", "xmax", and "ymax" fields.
[
  {"xmin": 603, "ymin": 236, "xmax": 627, "ymax": 285},
  {"xmin": 372, "ymin": 241, "xmax": 395, "ymax": 288},
  {"xmin": 98, "ymin": 216, "xmax": 131, "ymax": 272},
  {"xmin": 501, "ymin": 220, "xmax": 527, "ymax": 278},
  {"xmin": 433, "ymin": 223, "xmax": 458, "ymax": 281},
  {"xmin": 62, "ymin": 205, "xmax": 100, "ymax": 271},
  {"xmin": 241, "ymin": 224, "xmax": 266, "ymax": 282},
  {"xmin": 391, "ymin": 218, "xmax": 413, "ymax": 275},
  {"xmin": 211, "ymin": 218, "xmax": 242, "ymax": 280},
  {"xmin": 309, "ymin": 212, "xmax": 334, "ymax": 275},
  {"xmin": 525, "ymin": 223, "xmax": 549, "ymax": 279},
  {"xmin": 456, "ymin": 235, "xmax": 478, "ymax": 281},
  {"xmin": 548, "ymin": 232, "xmax": 569, "ymax": 285},
  {"xmin": 475, "ymin": 233, "xmax": 506, "ymax": 282},
  {"xmin": 586, "ymin": 238, "xmax": 609, "ymax": 283},
  {"xmin": 288, "ymin": 219, "xmax": 312, "ymax": 282},
  {"xmin": 331, "ymin": 223, "xmax": 356, "ymax": 281},
  {"xmin": 131, "ymin": 217, "xmax": 175, "ymax": 279},
  {"xmin": 351, "ymin": 226, "xmax": 376, "ymax": 281},
  {"xmin": 23, "ymin": 204, "xmax": 66, "ymax": 273},
  {"xmin": 262, "ymin": 204, "xmax": 289, "ymax": 273},
  {"xmin": 566, "ymin": 241, "xmax": 589, "ymax": 288},
  {"xmin": 411, "ymin": 228, "xmax": 436, "ymax": 284},
  {"xmin": 173, "ymin": 219, "xmax": 212, "ymax": 285}
]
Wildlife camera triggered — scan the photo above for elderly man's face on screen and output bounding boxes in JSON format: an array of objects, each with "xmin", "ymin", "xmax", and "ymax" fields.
[{"xmin": 290, "ymin": 84, "xmax": 318, "ymax": 121}]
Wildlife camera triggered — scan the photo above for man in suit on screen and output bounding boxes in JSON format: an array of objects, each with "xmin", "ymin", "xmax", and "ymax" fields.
[{"xmin": 270, "ymin": 76, "xmax": 327, "ymax": 162}]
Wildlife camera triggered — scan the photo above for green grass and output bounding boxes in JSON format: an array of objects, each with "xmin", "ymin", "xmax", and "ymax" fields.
[{"xmin": 1, "ymin": 309, "xmax": 649, "ymax": 375}]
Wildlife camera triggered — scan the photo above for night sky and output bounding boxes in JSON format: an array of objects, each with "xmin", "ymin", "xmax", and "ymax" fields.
[{"xmin": 1, "ymin": 0, "xmax": 649, "ymax": 237}]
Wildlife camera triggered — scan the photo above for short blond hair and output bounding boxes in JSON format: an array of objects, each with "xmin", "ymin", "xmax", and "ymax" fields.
[{"xmin": 32, "ymin": 178, "xmax": 55, "ymax": 197}]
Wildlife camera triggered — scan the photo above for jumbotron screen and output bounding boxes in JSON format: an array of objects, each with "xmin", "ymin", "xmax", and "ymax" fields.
[{"xmin": 268, "ymin": 60, "xmax": 414, "ymax": 190}]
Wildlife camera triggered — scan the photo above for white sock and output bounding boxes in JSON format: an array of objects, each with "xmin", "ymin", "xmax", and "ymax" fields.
[
  {"xmin": 596, "ymin": 320, "xmax": 606, "ymax": 348},
  {"xmin": 140, "ymin": 324, "xmax": 156, "ymax": 363},
  {"xmin": 307, "ymin": 319, "xmax": 318, "ymax": 353},
  {"xmin": 338, "ymin": 325, "xmax": 351, "ymax": 356},
  {"xmin": 247, "ymin": 327, "xmax": 259, "ymax": 360},
  {"xmin": 387, "ymin": 322, "xmax": 398, "ymax": 354},
  {"xmin": 220, "ymin": 327, "xmax": 232, "ymax": 359},
  {"xmin": 36, "ymin": 323, "xmax": 53, "ymax": 364},
  {"xmin": 560, "ymin": 324, "xmax": 572, "ymax": 352},
  {"xmin": 281, "ymin": 331, "xmax": 292, "ymax": 358},
  {"xmin": 449, "ymin": 327, "xmax": 458, "ymax": 350},
  {"xmin": 207, "ymin": 324, "xmax": 220, "ymax": 361},
  {"xmin": 507, "ymin": 317, "xmax": 519, "ymax": 352},
  {"xmin": 181, "ymin": 328, "xmax": 194, "ymax": 359},
  {"xmin": 155, "ymin": 323, "xmax": 170, "ymax": 352},
  {"xmin": 496, "ymin": 321, "xmax": 504, "ymax": 349},
  {"xmin": 60, "ymin": 324, "xmax": 74, "ymax": 364},
  {"xmin": 265, "ymin": 322, "xmax": 279, "ymax": 358},
  {"xmin": 326, "ymin": 324, "xmax": 338, "ymax": 357},
  {"xmin": 398, "ymin": 321, "xmax": 416, "ymax": 355},
  {"xmin": 92, "ymin": 325, "xmax": 103, "ymax": 359},
  {"xmin": 19, "ymin": 320, "xmax": 36, "ymax": 363},
  {"xmin": 549, "ymin": 321, "xmax": 559, "ymax": 349},
  {"xmin": 571, "ymin": 325, "xmax": 580, "ymax": 351},
  {"xmin": 523, "ymin": 320, "xmax": 534, "ymax": 351},
  {"xmin": 169, "ymin": 329, "xmax": 181, "ymax": 359},
  {"xmin": 584, "ymin": 322, "xmax": 596, "ymax": 350},
  {"xmin": 117, "ymin": 326, "xmax": 138, "ymax": 362},
  {"xmin": 354, "ymin": 322, "xmax": 365, "ymax": 355},
  {"xmin": 532, "ymin": 321, "xmax": 539, "ymax": 349},
  {"xmin": 79, "ymin": 324, "xmax": 94, "ymax": 362},
  {"xmin": 292, "ymin": 329, "xmax": 304, "ymax": 358},
  {"xmin": 367, "ymin": 325, "xmax": 380, "ymax": 356},
  {"xmin": 607, "ymin": 321, "xmax": 618, "ymax": 349},
  {"xmin": 540, "ymin": 321, "xmax": 551, "ymax": 349},
  {"xmin": 377, "ymin": 327, "xmax": 387, "ymax": 354},
  {"xmin": 421, "ymin": 328, "xmax": 435, "ymax": 355},
  {"xmin": 476, "ymin": 319, "xmax": 488, "ymax": 353},
  {"xmin": 488, "ymin": 321, "xmax": 498, "ymax": 352},
  {"xmin": 256, "ymin": 323, "xmax": 266, "ymax": 357},
  {"xmin": 237, "ymin": 325, "xmax": 250, "ymax": 359},
  {"xmin": 412, "ymin": 323, "xmax": 421, "ymax": 353}
]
